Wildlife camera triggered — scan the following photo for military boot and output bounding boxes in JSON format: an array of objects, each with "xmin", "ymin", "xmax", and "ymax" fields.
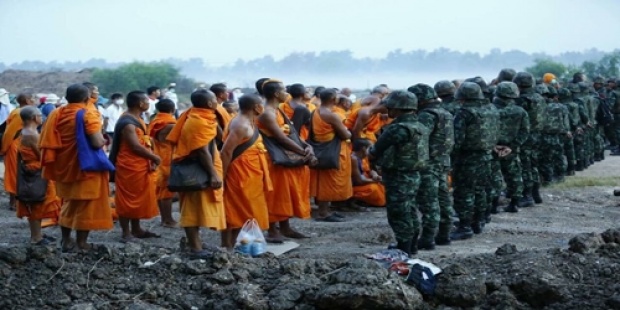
[
  {"xmin": 418, "ymin": 228, "xmax": 436, "ymax": 251},
  {"xmin": 435, "ymin": 224, "xmax": 452, "ymax": 246},
  {"xmin": 504, "ymin": 198, "xmax": 519, "ymax": 213},
  {"xmin": 450, "ymin": 223, "xmax": 474, "ymax": 241},
  {"xmin": 410, "ymin": 234, "xmax": 419, "ymax": 255},
  {"xmin": 490, "ymin": 196, "xmax": 500, "ymax": 214},
  {"xmin": 388, "ymin": 239, "xmax": 413, "ymax": 256},
  {"xmin": 518, "ymin": 188, "xmax": 535, "ymax": 208},
  {"xmin": 532, "ymin": 183, "xmax": 543, "ymax": 204},
  {"xmin": 575, "ymin": 160, "xmax": 585, "ymax": 171},
  {"xmin": 471, "ymin": 221, "xmax": 484, "ymax": 234}
]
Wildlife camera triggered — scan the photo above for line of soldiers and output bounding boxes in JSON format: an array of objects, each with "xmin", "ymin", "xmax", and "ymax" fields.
[{"xmin": 370, "ymin": 69, "xmax": 618, "ymax": 256}]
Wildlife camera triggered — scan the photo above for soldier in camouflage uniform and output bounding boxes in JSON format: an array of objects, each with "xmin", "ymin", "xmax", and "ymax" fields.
[
  {"xmin": 589, "ymin": 86, "xmax": 609, "ymax": 161},
  {"xmin": 581, "ymin": 83, "xmax": 605, "ymax": 162},
  {"xmin": 513, "ymin": 72, "xmax": 546, "ymax": 207},
  {"xmin": 558, "ymin": 88, "xmax": 581, "ymax": 175},
  {"xmin": 570, "ymin": 83, "xmax": 593, "ymax": 169},
  {"xmin": 610, "ymin": 79, "xmax": 620, "ymax": 155},
  {"xmin": 408, "ymin": 84, "xmax": 454, "ymax": 248},
  {"xmin": 450, "ymin": 82, "xmax": 495, "ymax": 240},
  {"xmin": 539, "ymin": 85, "xmax": 571, "ymax": 185},
  {"xmin": 434, "ymin": 80, "xmax": 459, "ymax": 116},
  {"xmin": 368, "ymin": 90, "xmax": 429, "ymax": 256},
  {"xmin": 493, "ymin": 82, "xmax": 530, "ymax": 213}
]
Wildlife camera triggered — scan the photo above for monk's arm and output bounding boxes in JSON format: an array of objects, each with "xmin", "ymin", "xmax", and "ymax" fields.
[
  {"xmin": 351, "ymin": 156, "xmax": 374, "ymax": 185},
  {"xmin": 352, "ymin": 112, "xmax": 367, "ymax": 140},
  {"xmin": 221, "ymin": 126, "xmax": 244, "ymax": 178},
  {"xmin": 324, "ymin": 112, "xmax": 352, "ymax": 140},
  {"xmin": 156, "ymin": 124, "xmax": 175, "ymax": 142},
  {"xmin": 197, "ymin": 144, "xmax": 222, "ymax": 188},
  {"xmin": 87, "ymin": 131, "xmax": 106, "ymax": 149},
  {"xmin": 258, "ymin": 111, "xmax": 305, "ymax": 155},
  {"xmin": 122, "ymin": 125, "xmax": 160, "ymax": 164}
]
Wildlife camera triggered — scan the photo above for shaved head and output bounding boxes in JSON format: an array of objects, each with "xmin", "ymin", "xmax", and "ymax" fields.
[
  {"xmin": 371, "ymin": 86, "xmax": 388, "ymax": 95},
  {"xmin": 16, "ymin": 93, "xmax": 32, "ymax": 106},
  {"xmin": 20, "ymin": 106, "xmax": 41, "ymax": 122},
  {"xmin": 191, "ymin": 89, "xmax": 216, "ymax": 108}
]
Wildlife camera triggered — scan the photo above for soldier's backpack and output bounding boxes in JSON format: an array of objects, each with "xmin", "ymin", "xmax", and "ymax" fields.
[
  {"xmin": 543, "ymin": 103, "xmax": 565, "ymax": 134},
  {"xmin": 459, "ymin": 106, "xmax": 496, "ymax": 151},
  {"xmin": 423, "ymin": 108, "xmax": 455, "ymax": 157},
  {"xmin": 378, "ymin": 122, "xmax": 429, "ymax": 171}
]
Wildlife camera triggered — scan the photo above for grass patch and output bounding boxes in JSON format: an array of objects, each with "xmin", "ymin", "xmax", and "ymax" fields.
[{"xmin": 549, "ymin": 176, "xmax": 620, "ymax": 189}]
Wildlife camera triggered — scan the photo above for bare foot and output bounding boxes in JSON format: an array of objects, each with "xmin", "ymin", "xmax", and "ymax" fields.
[
  {"xmin": 265, "ymin": 232, "xmax": 285, "ymax": 244},
  {"xmin": 161, "ymin": 220, "xmax": 178, "ymax": 228}
]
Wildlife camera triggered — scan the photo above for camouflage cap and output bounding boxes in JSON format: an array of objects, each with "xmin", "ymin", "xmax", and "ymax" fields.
[
  {"xmin": 495, "ymin": 82, "xmax": 520, "ymax": 99},
  {"xmin": 465, "ymin": 76, "xmax": 489, "ymax": 93},
  {"xmin": 557, "ymin": 88, "xmax": 572, "ymax": 99},
  {"xmin": 513, "ymin": 72, "xmax": 535, "ymax": 88},
  {"xmin": 433, "ymin": 80, "xmax": 456, "ymax": 96},
  {"xmin": 407, "ymin": 83, "xmax": 438, "ymax": 101},
  {"xmin": 535, "ymin": 84, "xmax": 549, "ymax": 95},
  {"xmin": 384, "ymin": 90, "xmax": 418, "ymax": 110},
  {"xmin": 567, "ymin": 83, "xmax": 581, "ymax": 93},
  {"xmin": 455, "ymin": 82, "xmax": 485, "ymax": 100},
  {"xmin": 497, "ymin": 68, "xmax": 517, "ymax": 82},
  {"xmin": 593, "ymin": 76, "xmax": 605, "ymax": 84}
]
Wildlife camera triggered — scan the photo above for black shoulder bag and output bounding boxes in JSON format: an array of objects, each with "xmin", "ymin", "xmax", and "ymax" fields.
[
  {"xmin": 16, "ymin": 152, "xmax": 48, "ymax": 203},
  {"xmin": 167, "ymin": 140, "xmax": 217, "ymax": 192},
  {"xmin": 306, "ymin": 111, "xmax": 341, "ymax": 170},
  {"xmin": 260, "ymin": 109, "xmax": 306, "ymax": 167}
]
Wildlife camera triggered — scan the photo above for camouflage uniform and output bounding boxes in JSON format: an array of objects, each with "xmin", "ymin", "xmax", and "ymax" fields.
[
  {"xmin": 493, "ymin": 82, "xmax": 530, "ymax": 213},
  {"xmin": 434, "ymin": 80, "xmax": 460, "ymax": 116},
  {"xmin": 451, "ymin": 82, "xmax": 495, "ymax": 240},
  {"xmin": 558, "ymin": 88, "xmax": 579, "ymax": 175},
  {"xmin": 583, "ymin": 84, "xmax": 605, "ymax": 161},
  {"xmin": 514, "ymin": 72, "xmax": 546, "ymax": 205},
  {"xmin": 370, "ymin": 90, "xmax": 429, "ymax": 255},
  {"xmin": 570, "ymin": 83, "xmax": 592, "ymax": 170},
  {"xmin": 539, "ymin": 86, "xmax": 570, "ymax": 185},
  {"xmin": 610, "ymin": 82, "xmax": 620, "ymax": 154},
  {"xmin": 408, "ymin": 84, "xmax": 455, "ymax": 248}
]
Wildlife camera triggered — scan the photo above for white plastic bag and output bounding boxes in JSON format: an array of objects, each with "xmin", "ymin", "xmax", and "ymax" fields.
[{"xmin": 235, "ymin": 219, "xmax": 266, "ymax": 256}]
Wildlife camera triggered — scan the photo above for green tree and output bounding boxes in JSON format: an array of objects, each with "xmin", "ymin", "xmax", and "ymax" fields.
[
  {"xmin": 92, "ymin": 62, "xmax": 183, "ymax": 96},
  {"xmin": 525, "ymin": 58, "xmax": 568, "ymax": 79}
]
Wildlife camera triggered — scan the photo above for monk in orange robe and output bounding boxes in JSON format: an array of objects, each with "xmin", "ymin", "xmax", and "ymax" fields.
[
  {"xmin": 147, "ymin": 99, "xmax": 178, "ymax": 227},
  {"xmin": 351, "ymin": 139, "xmax": 386, "ymax": 207},
  {"xmin": 221, "ymin": 94, "xmax": 272, "ymax": 249},
  {"xmin": 309, "ymin": 89, "xmax": 353, "ymax": 222},
  {"xmin": 15, "ymin": 106, "xmax": 61, "ymax": 244},
  {"xmin": 258, "ymin": 80, "xmax": 317, "ymax": 242},
  {"xmin": 1, "ymin": 94, "xmax": 35, "ymax": 210},
  {"xmin": 310, "ymin": 86, "xmax": 325, "ymax": 109},
  {"xmin": 40, "ymin": 84, "xmax": 113, "ymax": 252},
  {"xmin": 166, "ymin": 89, "xmax": 226, "ymax": 258},
  {"xmin": 209, "ymin": 83, "xmax": 233, "ymax": 148},
  {"xmin": 280, "ymin": 84, "xmax": 312, "ymax": 141},
  {"xmin": 111, "ymin": 91, "xmax": 161, "ymax": 242},
  {"xmin": 345, "ymin": 102, "xmax": 388, "ymax": 143}
]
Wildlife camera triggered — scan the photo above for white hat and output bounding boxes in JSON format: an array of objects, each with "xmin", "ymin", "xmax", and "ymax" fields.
[
  {"xmin": 169, "ymin": 83, "xmax": 177, "ymax": 88},
  {"xmin": 0, "ymin": 88, "xmax": 8, "ymax": 96},
  {"xmin": 45, "ymin": 93, "xmax": 60, "ymax": 104}
]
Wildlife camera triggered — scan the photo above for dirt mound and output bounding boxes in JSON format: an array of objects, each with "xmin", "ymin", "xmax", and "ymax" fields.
[
  {"xmin": 0, "ymin": 69, "xmax": 93, "ymax": 95},
  {"xmin": 0, "ymin": 229, "xmax": 619, "ymax": 309}
]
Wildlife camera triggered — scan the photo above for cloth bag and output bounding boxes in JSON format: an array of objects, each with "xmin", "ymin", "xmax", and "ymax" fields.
[
  {"xmin": 260, "ymin": 109, "xmax": 306, "ymax": 167},
  {"xmin": 167, "ymin": 141, "xmax": 215, "ymax": 192},
  {"xmin": 16, "ymin": 153, "xmax": 47, "ymax": 203},
  {"xmin": 306, "ymin": 111, "xmax": 341, "ymax": 169},
  {"xmin": 75, "ymin": 109, "xmax": 115, "ymax": 172}
]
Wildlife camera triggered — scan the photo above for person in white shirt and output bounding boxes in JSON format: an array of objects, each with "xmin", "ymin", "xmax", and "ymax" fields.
[
  {"xmin": 164, "ymin": 83, "xmax": 178, "ymax": 108},
  {"xmin": 145, "ymin": 86, "xmax": 160, "ymax": 123},
  {"xmin": 0, "ymin": 88, "xmax": 14, "ymax": 124},
  {"xmin": 103, "ymin": 93, "xmax": 125, "ymax": 140}
]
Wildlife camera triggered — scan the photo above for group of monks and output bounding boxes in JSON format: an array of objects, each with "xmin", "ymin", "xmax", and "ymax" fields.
[{"xmin": 2, "ymin": 79, "xmax": 391, "ymax": 258}]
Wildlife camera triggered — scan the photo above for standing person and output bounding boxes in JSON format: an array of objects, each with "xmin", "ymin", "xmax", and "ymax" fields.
[
  {"xmin": 258, "ymin": 79, "xmax": 315, "ymax": 240},
  {"xmin": 280, "ymin": 83, "xmax": 312, "ymax": 141},
  {"xmin": 147, "ymin": 99, "xmax": 178, "ymax": 227},
  {"xmin": 221, "ymin": 94, "xmax": 272, "ymax": 249},
  {"xmin": 16, "ymin": 106, "xmax": 61, "ymax": 244},
  {"xmin": 146, "ymin": 86, "xmax": 161, "ymax": 122},
  {"xmin": 1, "ymin": 93, "xmax": 35, "ymax": 211},
  {"xmin": 0, "ymin": 88, "xmax": 14, "ymax": 125},
  {"xmin": 103, "ymin": 93, "xmax": 124, "ymax": 144},
  {"xmin": 209, "ymin": 83, "xmax": 233, "ymax": 148},
  {"xmin": 408, "ymin": 84, "xmax": 454, "ymax": 248},
  {"xmin": 610, "ymin": 79, "xmax": 620, "ymax": 155},
  {"xmin": 310, "ymin": 89, "xmax": 353, "ymax": 222},
  {"xmin": 558, "ymin": 88, "xmax": 580, "ymax": 175},
  {"xmin": 570, "ymin": 83, "xmax": 593, "ymax": 168},
  {"xmin": 109, "ymin": 91, "xmax": 161, "ymax": 242},
  {"xmin": 368, "ymin": 90, "xmax": 428, "ymax": 255},
  {"xmin": 434, "ymin": 80, "xmax": 459, "ymax": 116},
  {"xmin": 164, "ymin": 83, "xmax": 179, "ymax": 109},
  {"xmin": 166, "ymin": 89, "xmax": 225, "ymax": 258},
  {"xmin": 451, "ymin": 82, "xmax": 495, "ymax": 240},
  {"xmin": 40, "ymin": 84, "xmax": 113, "ymax": 252},
  {"xmin": 493, "ymin": 82, "xmax": 530, "ymax": 213}
]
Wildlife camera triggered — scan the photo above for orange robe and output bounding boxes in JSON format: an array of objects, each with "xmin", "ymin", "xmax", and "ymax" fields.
[
  {"xmin": 223, "ymin": 128, "xmax": 272, "ymax": 230},
  {"xmin": 310, "ymin": 108, "xmax": 353, "ymax": 202},
  {"xmin": 352, "ymin": 157, "xmax": 386, "ymax": 207},
  {"xmin": 114, "ymin": 117, "xmax": 158, "ymax": 220},
  {"xmin": 148, "ymin": 113, "xmax": 177, "ymax": 200},
  {"xmin": 344, "ymin": 108, "xmax": 383, "ymax": 143},
  {"xmin": 167, "ymin": 108, "xmax": 226, "ymax": 230},
  {"xmin": 2, "ymin": 108, "xmax": 22, "ymax": 195},
  {"xmin": 16, "ymin": 139, "xmax": 61, "ymax": 220},
  {"xmin": 216, "ymin": 105, "xmax": 232, "ymax": 129},
  {"xmin": 350, "ymin": 99, "xmax": 363, "ymax": 113},
  {"xmin": 257, "ymin": 109, "xmax": 311, "ymax": 222},
  {"xmin": 40, "ymin": 104, "xmax": 113, "ymax": 231},
  {"xmin": 279, "ymin": 102, "xmax": 309, "ymax": 141}
]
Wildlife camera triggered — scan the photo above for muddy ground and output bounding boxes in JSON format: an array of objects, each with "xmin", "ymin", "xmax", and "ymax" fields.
[{"xmin": 0, "ymin": 154, "xmax": 619, "ymax": 309}]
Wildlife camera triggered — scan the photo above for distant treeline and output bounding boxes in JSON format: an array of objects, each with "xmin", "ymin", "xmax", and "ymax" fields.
[{"xmin": 2, "ymin": 48, "xmax": 619, "ymax": 78}]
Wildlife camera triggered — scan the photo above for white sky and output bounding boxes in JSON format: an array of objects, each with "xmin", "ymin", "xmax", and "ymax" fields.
[{"xmin": 1, "ymin": 0, "xmax": 619, "ymax": 66}]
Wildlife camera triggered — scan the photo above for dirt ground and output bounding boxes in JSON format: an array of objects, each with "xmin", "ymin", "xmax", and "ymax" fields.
[{"xmin": 0, "ymin": 154, "xmax": 619, "ymax": 309}]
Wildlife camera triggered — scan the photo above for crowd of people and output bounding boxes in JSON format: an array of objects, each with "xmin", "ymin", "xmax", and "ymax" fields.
[{"xmin": 1, "ymin": 69, "xmax": 619, "ymax": 259}]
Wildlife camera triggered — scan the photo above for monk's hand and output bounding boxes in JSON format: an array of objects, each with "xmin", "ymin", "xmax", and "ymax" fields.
[
  {"xmin": 152, "ymin": 155, "xmax": 162, "ymax": 166},
  {"xmin": 210, "ymin": 176, "xmax": 223, "ymax": 189},
  {"xmin": 309, "ymin": 156, "xmax": 318, "ymax": 167}
]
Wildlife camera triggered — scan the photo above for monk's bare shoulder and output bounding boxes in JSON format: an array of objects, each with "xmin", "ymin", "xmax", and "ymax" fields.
[{"xmin": 229, "ymin": 116, "xmax": 253, "ymax": 140}]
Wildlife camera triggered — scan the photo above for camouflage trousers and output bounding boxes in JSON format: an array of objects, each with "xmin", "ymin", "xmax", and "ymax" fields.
[
  {"xmin": 563, "ymin": 135, "xmax": 576, "ymax": 171},
  {"xmin": 584, "ymin": 128, "xmax": 594, "ymax": 162},
  {"xmin": 591, "ymin": 127, "xmax": 605, "ymax": 157},
  {"xmin": 574, "ymin": 132, "xmax": 586, "ymax": 166},
  {"xmin": 384, "ymin": 170, "xmax": 421, "ymax": 244},
  {"xmin": 453, "ymin": 152, "xmax": 492, "ymax": 225},
  {"xmin": 612, "ymin": 114, "xmax": 620, "ymax": 147},
  {"xmin": 487, "ymin": 156, "xmax": 504, "ymax": 205},
  {"xmin": 499, "ymin": 152, "xmax": 523, "ymax": 200},
  {"xmin": 520, "ymin": 133, "xmax": 541, "ymax": 191},
  {"xmin": 539, "ymin": 133, "xmax": 566, "ymax": 183},
  {"xmin": 416, "ymin": 164, "xmax": 453, "ymax": 241}
]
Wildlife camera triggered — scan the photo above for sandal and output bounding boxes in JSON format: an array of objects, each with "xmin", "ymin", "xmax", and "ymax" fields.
[
  {"xmin": 134, "ymin": 231, "xmax": 161, "ymax": 239},
  {"xmin": 78, "ymin": 243, "xmax": 103, "ymax": 254},
  {"xmin": 32, "ymin": 238, "xmax": 52, "ymax": 246},
  {"xmin": 315, "ymin": 214, "xmax": 346, "ymax": 222},
  {"xmin": 281, "ymin": 230, "xmax": 310, "ymax": 239},
  {"xmin": 120, "ymin": 236, "xmax": 137, "ymax": 244},
  {"xmin": 265, "ymin": 237, "xmax": 285, "ymax": 244}
]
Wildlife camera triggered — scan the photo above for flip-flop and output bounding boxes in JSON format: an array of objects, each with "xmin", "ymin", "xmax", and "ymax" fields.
[
  {"xmin": 32, "ymin": 238, "xmax": 52, "ymax": 246},
  {"xmin": 42, "ymin": 234, "xmax": 57, "ymax": 242},
  {"xmin": 161, "ymin": 222, "xmax": 178, "ymax": 228},
  {"xmin": 61, "ymin": 240, "xmax": 77, "ymax": 253},
  {"xmin": 134, "ymin": 231, "xmax": 161, "ymax": 239},
  {"xmin": 315, "ymin": 214, "xmax": 346, "ymax": 222},
  {"xmin": 189, "ymin": 249, "xmax": 213, "ymax": 259}
]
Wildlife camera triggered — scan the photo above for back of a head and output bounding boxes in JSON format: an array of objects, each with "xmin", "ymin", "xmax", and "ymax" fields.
[
  {"xmin": 126, "ymin": 91, "xmax": 146, "ymax": 109},
  {"xmin": 20, "ymin": 105, "xmax": 40, "ymax": 122},
  {"xmin": 497, "ymin": 68, "xmax": 517, "ymax": 82},
  {"xmin": 16, "ymin": 93, "xmax": 32, "ymax": 106},
  {"xmin": 434, "ymin": 80, "xmax": 456, "ymax": 97},
  {"xmin": 110, "ymin": 93, "xmax": 123, "ymax": 101},
  {"xmin": 209, "ymin": 83, "xmax": 227, "ymax": 97},
  {"xmin": 407, "ymin": 83, "xmax": 438, "ymax": 102},
  {"xmin": 572, "ymin": 72, "xmax": 584, "ymax": 83},
  {"xmin": 319, "ymin": 88, "xmax": 337, "ymax": 103},
  {"xmin": 238, "ymin": 94, "xmax": 262, "ymax": 112},
  {"xmin": 314, "ymin": 86, "xmax": 326, "ymax": 97},
  {"xmin": 255, "ymin": 78, "xmax": 270, "ymax": 95},
  {"xmin": 147, "ymin": 86, "xmax": 159, "ymax": 96},
  {"xmin": 288, "ymin": 83, "xmax": 306, "ymax": 99},
  {"xmin": 557, "ymin": 88, "xmax": 572, "ymax": 100},
  {"xmin": 371, "ymin": 85, "xmax": 387, "ymax": 95},
  {"xmin": 495, "ymin": 82, "xmax": 520, "ymax": 99},
  {"xmin": 352, "ymin": 138, "xmax": 372, "ymax": 152},
  {"xmin": 156, "ymin": 98, "xmax": 175, "ymax": 113},
  {"xmin": 262, "ymin": 80, "xmax": 283, "ymax": 100},
  {"xmin": 66, "ymin": 84, "xmax": 90, "ymax": 103},
  {"xmin": 191, "ymin": 89, "xmax": 212, "ymax": 108},
  {"xmin": 456, "ymin": 82, "xmax": 485, "ymax": 100},
  {"xmin": 384, "ymin": 90, "xmax": 418, "ymax": 110},
  {"xmin": 512, "ymin": 72, "xmax": 535, "ymax": 88}
]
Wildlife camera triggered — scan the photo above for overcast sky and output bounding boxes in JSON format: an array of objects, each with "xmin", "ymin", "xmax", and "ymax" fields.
[{"xmin": 2, "ymin": 0, "xmax": 619, "ymax": 66}]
